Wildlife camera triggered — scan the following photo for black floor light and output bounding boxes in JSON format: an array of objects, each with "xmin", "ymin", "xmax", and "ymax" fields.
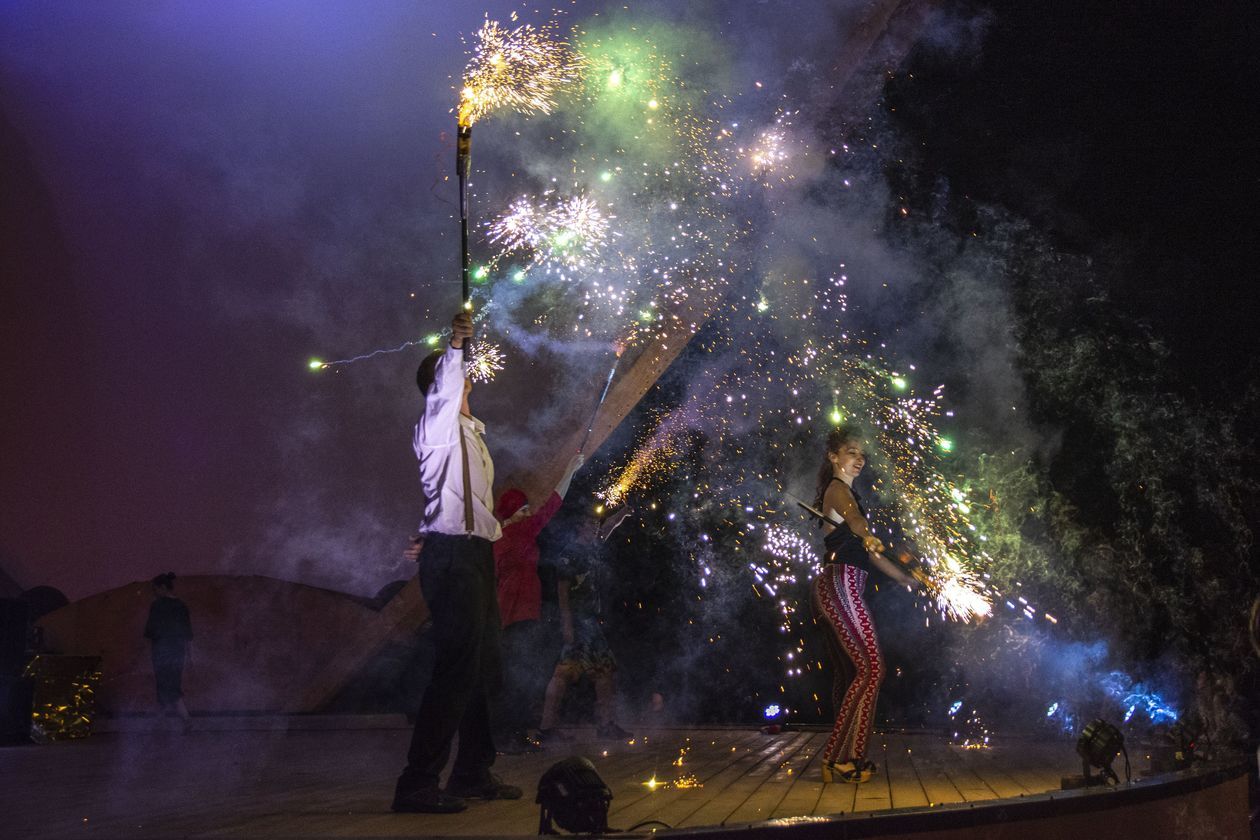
[
  {"xmin": 537, "ymin": 756, "xmax": 613, "ymax": 835},
  {"xmin": 1076, "ymin": 718, "xmax": 1129, "ymax": 785}
]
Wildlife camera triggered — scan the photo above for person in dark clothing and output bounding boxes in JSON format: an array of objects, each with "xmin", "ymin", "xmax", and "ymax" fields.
[
  {"xmin": 492, "ymin": 455, "xmax": 583, "ymax": 754},
  {"xmin": 392, "ymin": 310, "xmax": 521, "ymax": 815},
  {"xmin": 143, "ymin": 572, "xmax": 192, "ymax": 730},
  {"xmin": 536, "ymin": 505, "xmax": 634, "ymax": 742}
]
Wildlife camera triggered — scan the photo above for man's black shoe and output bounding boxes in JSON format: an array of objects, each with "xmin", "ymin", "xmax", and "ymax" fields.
[
  {"xmin": 596, "ymin": 721, "xmax": 633, "ymax": 740},
  {"xmin": 391, "ymin": 787, "xmax": 468, "ymax": 813},
  {"xmin": 535, "ymin": 727, "xmax": 574, "ymax": 745},
  {"xmin": 447, "ymin": 773, "xmax": 523, "ymax": 800}
]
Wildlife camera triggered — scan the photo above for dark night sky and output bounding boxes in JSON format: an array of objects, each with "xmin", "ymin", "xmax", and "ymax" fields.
[
  {"xmin": 2, "ymin": 0, "xmax": 1258, "ymax": 601},
  {"xmin": 891, "ymin": 0, "xmax": 1260, "ymax": 396}
]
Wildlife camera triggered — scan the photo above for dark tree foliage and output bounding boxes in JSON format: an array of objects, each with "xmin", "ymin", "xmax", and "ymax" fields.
[{"xmin": 999, "ymin": 225, "xmax": 1256, "ymax": 739}]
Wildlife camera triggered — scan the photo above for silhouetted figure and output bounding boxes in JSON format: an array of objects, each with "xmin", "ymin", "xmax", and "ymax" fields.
[
  {"xmin": 537, "ymin": 505, "xmax": 634, "ymax": 743},
  {"xmin": 143, "ymin": 572, "xmax": 192, "ymax": 731},
  {"xmin": 492, "ymin": 453, "xmax": 583, "ymax": 753}
]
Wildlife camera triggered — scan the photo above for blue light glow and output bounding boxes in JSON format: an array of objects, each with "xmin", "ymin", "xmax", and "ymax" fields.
[{"xmin": 1101, "ymin": 671, "xmax": 1179, "ymax": 724}]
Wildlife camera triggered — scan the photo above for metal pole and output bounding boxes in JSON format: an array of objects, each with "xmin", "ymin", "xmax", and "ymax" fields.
[
  {"xmin": 578, "ymin": 362, "xmax": 618, "ymax": 454},
  {"xmin": 456, "ymin": 124, "xmax": 473, "ymax": 303},
  {"xmin": 456, "ymin": 123, "xmax": 475, "ymax": 362}
]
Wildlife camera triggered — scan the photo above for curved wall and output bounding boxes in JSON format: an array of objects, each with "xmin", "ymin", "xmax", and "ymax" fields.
[{"xmin": 36, "ymin": 575, "xmax": 395, "ymax": 714}]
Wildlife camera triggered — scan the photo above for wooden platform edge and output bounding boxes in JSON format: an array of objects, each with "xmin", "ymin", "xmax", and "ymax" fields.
[
  {"xmin": 94, "ymin": 713, "xmax": 412, "ymax": 732},
  {"xmin": 644, "ymin": 759, "xmax": 1252, "ymax": 840}
]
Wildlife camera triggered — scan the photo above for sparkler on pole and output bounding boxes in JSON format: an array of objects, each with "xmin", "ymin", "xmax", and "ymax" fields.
[
  {"xmin": 454, "ymin": 18, "xmax": 583, "ymax": 354},
  {"xmin": 578, "ymin": 344, "xmax": 624, "ymax": 453},
  {"xmin": 457, "ymin": 123, "xmax": 473, "ymax": 310},
  {"xmin": 786, "ymin": 490, "xmax": 986, "ymax": 620}
]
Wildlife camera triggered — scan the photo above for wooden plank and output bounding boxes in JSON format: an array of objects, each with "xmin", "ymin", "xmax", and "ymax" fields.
[
  {"xmin": 609, "ymin": 730, "xmax": 768, "ymax": 831},
  {"xmin": 851, "ymin": 737, "xmax": 892, "ymax": 812},
  {"xmin": 49, "ymin": 737, "xmax": 311, "ymax": 837},
  {"xmin": 766, "ymin": 731, "xmax": 828, "ymax": 820},
  {"xmin": 812, "ymin": 768, "xmax": 859, "ymax": 817},
  {"xmin": 136, "ymin": 731, "xmax": 499, "ymax": 838},
  {"xmin": 996, "ymin": 738, "xmax": 1075, "ymax": 795},
  {"xmin": 158, "ymin": 739, "xmax": 403, "ymax": 838},
  {"xmin": 470, "ymin": 729, "xmax": 768, "ymax": 836},
  {"xmin": 807, "ymin": 729, "xmax": 897, "ymax": 816},
  {"xmin": 967, "ymin": 743, "xmax": 1053, "ymax": 797},
  {"xmin": 660, "ymin": 732, "xmax": 812, "ymax": 828},
  {"xmin": 469, "ymin": 729, "xmax": 689, "ymax": 835},
  {"xmin": 807, "ymin": 725, "xmax": 843, "ymax": 817},
  {"xmin": 882, "ymin": 732, "xmax": 930, "ymax": 810},
  {"xmin": 4, "ymin": 726, "xmax": 1110, "ymax": 838},
  {"xmin": 917, "ymin": 738, "xmax": 1001, "ymax": 802},
  {"xmin": 720, "ymin": 732, "xmax": 824, "ymax": 825},
  {"xmin": 206, "ymin": 730, "xmax": 613, "ymax": 838},
  {"xmin": 904, "ymin": 739, "xmax": 966, "ymax": 808},
  {"xmin": 957, "ymin": 751, "xmax": 1027, "ymax": 800},
  {"xmin": 674, "ymin": 731, "xmax": 811, "ymax": 827},
  {"xmin": 609, "ymin": 730, "xmax": 764, "ymax": 820}
]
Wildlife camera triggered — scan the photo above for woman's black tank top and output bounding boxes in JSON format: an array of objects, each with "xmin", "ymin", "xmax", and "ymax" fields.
[{"xmin": 822, "ymin": 478, "xmax": 873, "ymax": 573}]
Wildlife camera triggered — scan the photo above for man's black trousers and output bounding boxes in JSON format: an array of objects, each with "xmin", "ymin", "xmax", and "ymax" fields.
[
  {"xmin": 397, "ymin": 533, "xmax": 501, "ymax": 793},
  {"xmin": 494, "ymin": 618, "xmax": 546, "ymax": 736}
]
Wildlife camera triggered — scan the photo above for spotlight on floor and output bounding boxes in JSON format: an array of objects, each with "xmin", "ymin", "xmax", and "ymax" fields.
[
  {"xmin": 537, "ymin": 756, "xmax": 613, "ymax": 835},
  {"xmin": 1068, "ymin": 718, "xmax": 1128, "ymax": 787}
]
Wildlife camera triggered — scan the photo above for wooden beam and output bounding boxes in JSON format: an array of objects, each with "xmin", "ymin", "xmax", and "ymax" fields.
[
  {"xmin": 288, "ymin": 578, "xmax": 428, "ymax": 712},
  {"xmin": 296, "ymin": 0, "xmax": 927, "ymax": 712}
]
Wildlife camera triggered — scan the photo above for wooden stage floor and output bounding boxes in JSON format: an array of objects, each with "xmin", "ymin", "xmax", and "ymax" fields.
[{"xmin": 3, "ymin": 723, "xmax": 1092, "ymax": 838}]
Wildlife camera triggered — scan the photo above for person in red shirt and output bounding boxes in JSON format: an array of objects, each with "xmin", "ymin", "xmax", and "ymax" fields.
[{"xmin": 492, "ymin": 452, "xmax": 584, "ymax": 752}]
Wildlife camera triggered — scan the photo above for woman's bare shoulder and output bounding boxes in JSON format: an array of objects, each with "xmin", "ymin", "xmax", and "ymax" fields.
[{"xmin": 823, "ymin": 479, "xmax": 856, "ymax": 507}]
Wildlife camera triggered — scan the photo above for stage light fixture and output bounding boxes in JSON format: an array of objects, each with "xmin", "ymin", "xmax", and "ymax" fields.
[
  {"xmin": 536, "ymin": 756, "xmax": 613, "ymax": 835},
  {"xmin": 1076, "ymin": 718, "xmax": 1129, "ymax": 785}
]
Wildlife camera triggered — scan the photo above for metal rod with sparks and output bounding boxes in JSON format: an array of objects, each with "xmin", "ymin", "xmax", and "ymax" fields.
[
  {"xmin": 789, "ymin": 492, "xmax": 939, "ymax": 596},
  {"xmin": 784, "ymin": 491, "xmax": 832, "ymax": 527},
  {"xmin": 455, "ymin": 122, "xmax": 476, "ymax": 367},
  {"xmin": 457, "ymin": 124, "xmax": 472, "ymax": 308},
  {"xmin": 578, "ymin": 352, "xmax": 621, "ymax": 454},
  {"xmin": 452, "ymin": 18, "xmax": 582, "ymax": 362}
]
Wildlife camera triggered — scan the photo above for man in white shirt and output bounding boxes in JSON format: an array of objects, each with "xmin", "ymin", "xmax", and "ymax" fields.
[{"xmin": 393, "ymin": 311, "xmax": 521, "ymax": 814}]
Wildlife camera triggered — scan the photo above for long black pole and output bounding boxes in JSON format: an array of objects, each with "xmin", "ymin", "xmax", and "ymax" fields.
[
  {"xmin": 456, "ymin": 123, "xmax": 474, "ymax": 363},
  {"xmin": 456, "ymin": 124, "xmax": 473, "ymax": 304}
]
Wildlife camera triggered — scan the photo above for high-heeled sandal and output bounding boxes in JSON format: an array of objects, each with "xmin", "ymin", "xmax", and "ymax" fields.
[{"xmin": 820, "ymin": 760, "xmax": 873, "ymax": 784}]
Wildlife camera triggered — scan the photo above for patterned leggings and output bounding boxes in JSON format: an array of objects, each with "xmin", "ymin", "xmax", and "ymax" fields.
[{"xmin": 812, "ymin": 564, "xmax": 885, "ymax": 764}]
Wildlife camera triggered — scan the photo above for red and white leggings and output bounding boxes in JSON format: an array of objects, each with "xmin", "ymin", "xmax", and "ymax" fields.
[{"xmin": 813, "ymin": 564, "xmax": 885, "ymax": 764}]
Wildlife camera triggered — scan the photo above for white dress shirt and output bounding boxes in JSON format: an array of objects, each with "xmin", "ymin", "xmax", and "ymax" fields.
[{"xmin": 413, "ymin": 344, "xmax": 502, "ymax": 541}]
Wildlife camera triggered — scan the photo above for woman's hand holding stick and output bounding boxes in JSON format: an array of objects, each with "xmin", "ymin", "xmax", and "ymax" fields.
[{"xmin": 869, "ymin": 547, "xmax": 926, "ymax": 591}]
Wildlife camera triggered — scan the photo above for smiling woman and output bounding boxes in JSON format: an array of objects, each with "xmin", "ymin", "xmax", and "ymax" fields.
[{"xmin": 808, "ymin": 424, "xmax": 921, "ymax": 784}]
